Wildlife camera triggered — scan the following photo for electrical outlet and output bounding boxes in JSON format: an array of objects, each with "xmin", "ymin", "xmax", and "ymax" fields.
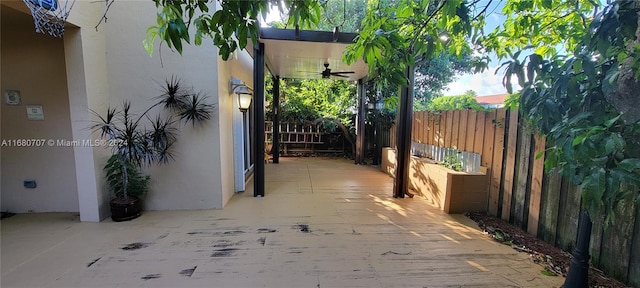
[{"xmin": 23, "ymin": 180, "xmax": 37, "ymax": 189}]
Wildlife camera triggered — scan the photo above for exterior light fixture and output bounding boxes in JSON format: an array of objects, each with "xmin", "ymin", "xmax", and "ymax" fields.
[
  {"xmin": 230, "ymin": 77, "xmax": 253, "ymax": 112},
  {"xmin": 237, "ymin": 92, "xmax": 252, "ymax": 112}
]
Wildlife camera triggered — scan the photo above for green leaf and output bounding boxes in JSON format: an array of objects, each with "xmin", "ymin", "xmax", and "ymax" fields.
[
  {"xmin": 618, "ymin": 159, "xmax": 640, "ymax": 172},
  {"xmin": 582, "ymin": 58, "xmax": 595, "ymax": 78},
  {"xmin": 573, "ymin": 135, "xmax": 586, "ymax": 147},
  {"xmin": 568, "ymin": 112, "xmax": 592, "ymax": 126},
  {"xmin": 237, "ymin": 25, "xmax": 248, "ymax": 49},
  {"xmin": 541, "ymin": 270, "xmax": 557, "ymax": 277},
  {"xmin": 604, "ymin": 114, "xmax": 621, "ymax": 128}
]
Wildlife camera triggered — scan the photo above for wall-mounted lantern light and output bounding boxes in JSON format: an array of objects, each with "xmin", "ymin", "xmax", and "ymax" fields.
[{"xmin": 230, "ymin": 77, "xmax": 253, "ymax": 112}]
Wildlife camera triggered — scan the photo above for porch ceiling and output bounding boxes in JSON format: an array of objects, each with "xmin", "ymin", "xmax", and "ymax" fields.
[{"xmin": 246, "ymin": 28, "xmax": 369, "ymax": 81}]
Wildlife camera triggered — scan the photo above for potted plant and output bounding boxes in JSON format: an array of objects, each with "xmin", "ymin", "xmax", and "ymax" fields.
[
  {"xmin": 92, "ymin": 77, "xmax": 212, "ymax": 221},
  {"xmin": 104, "ymin": 154, "xmax": 150, "ymax": 221}
]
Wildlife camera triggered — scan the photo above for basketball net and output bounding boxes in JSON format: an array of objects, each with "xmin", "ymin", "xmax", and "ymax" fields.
[{"xmin": 22, "ymin": 0, "xmax": 76, "ymax": 37}]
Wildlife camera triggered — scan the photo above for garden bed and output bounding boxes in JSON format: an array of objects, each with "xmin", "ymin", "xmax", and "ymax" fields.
[
  {"xmin": 467, "ymin": 212, "xmax": 631, "ymax": 288},
  {"xmin": 381, "ymin": 147, "xmax": 489, "ymax": 213}
]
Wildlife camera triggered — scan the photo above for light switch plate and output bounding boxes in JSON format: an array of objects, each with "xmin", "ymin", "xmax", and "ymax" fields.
[
  {"xmin": 4, "ymin": 90, "xmax": 21, "ymax": 105},
  {"xmin": 26, "ymin": 105, "xmax": 44, "ymax": 120}
]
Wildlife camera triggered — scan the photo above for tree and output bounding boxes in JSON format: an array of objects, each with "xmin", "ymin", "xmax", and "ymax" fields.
[
  {"xmin": 265, "ymin": 77, "xmax": 358, "ymax": 155},
  {"xmin": 486, "ymin": 0, "xmax": 640, "ymax": 222},
  {"xmin": 313, "ymin": 0, "xmax": 366, "ymax": 33},
  {"xmin": 145, "ymin": 0, "xmax": 323, "ymax": 58},
  {"xmin": 414, "ymin": 51, "xmax": 474, "ymax": 103},
  {"xmin": 427, "ymin": 91, "xmax": 484, "ymax": 112}
]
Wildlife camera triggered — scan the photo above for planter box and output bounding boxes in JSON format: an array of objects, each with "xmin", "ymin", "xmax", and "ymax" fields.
[{"xmin": 381, "ymin": 147, "xmax": 489, "ymax": 214}]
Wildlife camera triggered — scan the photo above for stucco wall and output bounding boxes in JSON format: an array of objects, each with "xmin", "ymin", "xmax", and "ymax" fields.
[
  {"xmin": 0, "ymin": 0, "xmax": 251, "ymax": 217},
  {"xmin": 0, "ymin": 7, "xmax": 79, "ymax": 212},
  {"xmin": 101, "ymin": 1, "xmax": 225, "ymax": 210},
  {"xmin": 218, "ymin": 49, "xmax": 255, "ymax": 206}
]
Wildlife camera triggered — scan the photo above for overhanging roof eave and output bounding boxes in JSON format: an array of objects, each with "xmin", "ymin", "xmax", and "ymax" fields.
[{"xmin": 259, "ymin": 27, "xmax": 358, "ymax": 43}]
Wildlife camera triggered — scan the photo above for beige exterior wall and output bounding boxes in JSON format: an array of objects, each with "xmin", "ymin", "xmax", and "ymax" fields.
[
  {"xmin": 1, "ymin": 7, "xmax": 79, "ymax": 212},
  {"xmin": 217, "ymin": 49, "xmax": 254, "ymax": 206},
  {"xmin": 1, "ymin": 0, "xmax": 253, "ymax": 219},
  {"xmin": 101, "ymin": 1, "xmax": 225, "ymax": 210}
]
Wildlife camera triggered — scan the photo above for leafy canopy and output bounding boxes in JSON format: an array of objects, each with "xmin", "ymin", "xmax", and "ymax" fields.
[
  {"xmin": 266, "ymin": 77, "xmax": 356, "ymax": 131},
  {"xmin": 426, "ymin": 91, "xmax": 485, "ymax": 112},
  {"xmin": 489, "ymin": 0, "xmax": 640, "ymax": 222}
]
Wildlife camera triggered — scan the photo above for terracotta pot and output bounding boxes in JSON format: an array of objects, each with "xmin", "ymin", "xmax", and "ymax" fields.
[{"xmin": 110, "ymin": 196, "xmax": 142, "ymax": 222}]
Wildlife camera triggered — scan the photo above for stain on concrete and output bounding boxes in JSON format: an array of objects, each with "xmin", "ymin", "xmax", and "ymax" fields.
[
  {"xmin": 213, "ymin": 240, "xmax": 245, "ymax": 248},
  {"xmin": 257, "ymin": 228, "xmax": 277, "ymax": 233},
  {"xmin": 211, "ymin": 248, "xmax": 238, "ymax": 257},
  {"xmin": 157, "ymin": 233, "xmax": 169, "ymax": 239},
  {"xmin": 296, "ymin": 224, "xmax": 310, "ymax": 233},
  {"xmin": 179, "ymin": 266, "xmax": 197, "ymax": 277},
  {"xmin": 121, "ymin": 242, "xmax": 150, "ymax": 250},
  {"xmin": 86, "ymin": 257, "xmax": 101, "ymax": 267},
  {"xmin": 222, "ymin": 230, "xmax": 245, "ymax": 236},
  {"xmin": 381, "ymin": 250, "xmax": 411, "ymax": 256},
  {"xmin": 258, "ymin": 237, "xmax": 266, "ymax": 246},
  {"xmin": 140, "ymin": 274, "xmax": 161, "ymax": 280}
]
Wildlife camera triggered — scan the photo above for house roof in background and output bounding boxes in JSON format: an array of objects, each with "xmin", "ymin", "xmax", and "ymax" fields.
[{"xmin": 475, "ymin": 94, "xmax": 507, "ymax": 105}]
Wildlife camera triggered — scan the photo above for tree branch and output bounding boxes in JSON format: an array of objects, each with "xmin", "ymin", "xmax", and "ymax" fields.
[
  {"xmin": 95, "ymin": 0, "xmax": 116, "ymax": 31},
  {"xmin": 472, "ymin": 0, "xmax": 494, "ymax": 21},
  {"xmin": 408, "ymin": 0, "xmax": 447, "ymax": 53}
]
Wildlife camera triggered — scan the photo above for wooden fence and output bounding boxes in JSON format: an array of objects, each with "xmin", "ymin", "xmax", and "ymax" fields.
[{"xmin": 397, "ymin": 108, "xmax": 640, "ymax": 286}]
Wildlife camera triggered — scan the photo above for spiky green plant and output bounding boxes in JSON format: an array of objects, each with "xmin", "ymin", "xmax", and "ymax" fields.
[{"xmin": 92, "ymin": 77, "xmax": 213, "ymax": 199}]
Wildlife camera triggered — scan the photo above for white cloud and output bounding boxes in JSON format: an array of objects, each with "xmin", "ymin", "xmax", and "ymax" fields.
[{"xmin": 445, "ymin": 66, "xmax": 509, "ymax": 96}]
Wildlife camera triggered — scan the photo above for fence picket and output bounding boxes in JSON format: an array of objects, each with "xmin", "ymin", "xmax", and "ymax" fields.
[
  {"xmin": 439, "ymin": 112, "xmax": 445, "ymax": 147},
  {"xmin": 527, "ymin": 136, "xmax": 545, "ymax": 236},
  {"xmin": 490, "ymin": 109, "xmax": 506, "ymax": 216},
  {"xmin": 556, "ymin": 182, "xmax": 581, "ymax": 252},
  {"xmin": 445, "ymin": 110, "xmax": 453, "ymax": 148},
  {"xmin": 465, "ymin": 110, "xmax": 476, "ymax": 153},
  {"xmin": 451, "ymin": 110, "xmax": 460, "ymax": 149},
  {"xmin": 598, "ymin": 194, "xmax": 637, "ymax": 281},
  {"xmin": 473, "ymin": 111, "xmax": 485, "ymax": 155},
  {"xmin": 501, "ymin": 108, "xmax": 519, "ymax": 221},
  {"xmin": 459, "ymin": 110, "xmax": 469, "ymax": 151},
  {"xmin": 428, "ymin": 113, "xmax": 435, "ymax": 145},
  {"xmin": 539, "ymin": 170, "xmax": 562, "ymax": 244}
]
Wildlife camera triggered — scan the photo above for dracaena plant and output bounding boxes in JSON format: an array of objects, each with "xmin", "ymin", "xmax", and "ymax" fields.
[{"xmin": 91, "ymin": 77, "xmax": 214, "ymax": 199}]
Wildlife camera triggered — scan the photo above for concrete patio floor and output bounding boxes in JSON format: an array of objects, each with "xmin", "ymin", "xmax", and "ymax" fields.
[{"xmin": 1, "ymin": 157, "xmax": 563, "ymax": 287}]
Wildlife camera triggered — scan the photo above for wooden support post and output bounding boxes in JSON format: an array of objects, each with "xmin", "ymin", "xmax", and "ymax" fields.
[
  {"xmin": 355, "ymin": 79, "xmax": 366, "ymax": 164},
  {"xmin": 253, "ymin": 42, "xmax": 265, "ymax": 197},
  {"xmin": 393, "ymin": 65, "xmax": 414, "ymax": 198},
  {"xmin": 272, "ymin": 75, "xmax": 280, "ymax": 164}
]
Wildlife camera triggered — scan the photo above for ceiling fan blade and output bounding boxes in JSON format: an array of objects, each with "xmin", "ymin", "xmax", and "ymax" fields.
[
  {"xmin": 331, "ymin": 74, "xmax": 350, "ymax": 78},
  {"xmin": 330, "ymin": 71, "xmax": 355, "ymax": 75}
]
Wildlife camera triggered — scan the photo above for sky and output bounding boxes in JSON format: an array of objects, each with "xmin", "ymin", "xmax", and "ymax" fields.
[
  {"xmin": 262, "ymin": 1, "xmax": 509, "ymax": 97},
  {"xmin": 445, "ymin": 3, "xmax": 507, "ymax": 97},
  {"xmin": 445, "ymin": 66, "xmax": 507, "ymax": 96}
]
